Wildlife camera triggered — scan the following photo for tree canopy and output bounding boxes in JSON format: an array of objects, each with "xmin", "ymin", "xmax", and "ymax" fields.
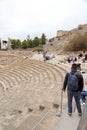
[{"xmin": 10, "ymin": 33, "xmax": 46, "ymax": 50}]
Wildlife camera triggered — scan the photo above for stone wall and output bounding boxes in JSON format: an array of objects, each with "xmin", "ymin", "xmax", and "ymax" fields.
[{"xmin": 57, "ymin": 30, "xmax": 69, "ymax": 37}]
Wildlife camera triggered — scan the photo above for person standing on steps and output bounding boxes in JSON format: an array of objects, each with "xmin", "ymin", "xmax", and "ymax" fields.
[
  {"xmin": 62, "ymin": 63, "xmax": 84, "ymax": 116},
  {"xmin": 42, "ymin": 50, "xmax": 47, "ymax": 61},
  {"xmin": 76, "ymin": 63, "xmax": 87, "ymax": 104}
]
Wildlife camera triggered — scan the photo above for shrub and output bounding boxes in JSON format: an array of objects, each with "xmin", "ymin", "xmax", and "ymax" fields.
[
  {"xmin": 53, "ymin": 103, "xmax": 59, "ymax": 108},
  {"xmin": 50, "ymin": 43, "xmax": 53, "ymax": 46},
  {"xmin": 39, "ymin": 105, "xmax": 45, "ymax": 110},
  {"xmin": 78, "ymin": 25, "xmax": 83, "ymax": 30},
  {"xmin": 34, "ymin": 45, "xmax": 43, "ymax": 52},
  {"xmin": 64, "ymin": 33, "xmax": 87, "ymax": 51},
  {"xmin": 28, "ymin": 108, "xmax": 33, "ymax": 112}
]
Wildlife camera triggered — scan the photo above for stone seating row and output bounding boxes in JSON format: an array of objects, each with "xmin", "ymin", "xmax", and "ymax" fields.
[{"xmin": 0, "ymin": 58, "xmax": 68, "ymax": 130}]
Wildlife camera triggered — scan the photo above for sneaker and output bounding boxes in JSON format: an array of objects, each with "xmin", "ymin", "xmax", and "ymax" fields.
[
  {"xmin": 83, "ymin": 103, "xmax": 85, "ymax": 106},
  {"xmin": 81, "ymin": 102, "xmax": 85, "ymax": 106},
  {"xmin": 78, "ymin": 113, "xmax": 82, "ymax": 116},
  {"xmin": 68, "ymin": 113, "xmax": 72, "ymax": 116}
]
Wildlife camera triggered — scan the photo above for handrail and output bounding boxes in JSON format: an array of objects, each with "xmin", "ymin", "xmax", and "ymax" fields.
[
  {"xmin": 31, "ymin": 90, "xmax": 62, "ymax": 130},
  {"xmin": 30, "ymin": 63, "xmax": 68, "ymax": 130}
]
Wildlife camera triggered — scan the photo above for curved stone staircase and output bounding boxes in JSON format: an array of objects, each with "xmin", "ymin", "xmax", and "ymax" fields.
[{"xmin": 0, "ymin": 52, "xmax": 87, "ymax": 130}]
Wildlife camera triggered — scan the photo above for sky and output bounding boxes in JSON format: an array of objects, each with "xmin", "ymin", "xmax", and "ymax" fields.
[{"xmin": 0, "ymin": 0, "xmax": 87, "ymax": 40}]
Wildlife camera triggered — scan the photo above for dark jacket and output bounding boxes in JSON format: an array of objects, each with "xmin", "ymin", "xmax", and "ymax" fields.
[{"xmin": 63, "ymin": 70, "xmax": 84, "ymax": 92}]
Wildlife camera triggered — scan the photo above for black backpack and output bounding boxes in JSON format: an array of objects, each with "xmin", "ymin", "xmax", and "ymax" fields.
[{"xmin": 67, "ymin": 72, "xmax": 78, "ymax": 91}]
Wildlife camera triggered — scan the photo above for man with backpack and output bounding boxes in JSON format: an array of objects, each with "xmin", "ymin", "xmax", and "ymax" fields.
[{"xmin": 62, "ymin": 63, "xmax": 84, "ymax": 116}]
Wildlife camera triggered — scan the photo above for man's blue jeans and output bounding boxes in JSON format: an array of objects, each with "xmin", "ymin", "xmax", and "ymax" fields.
[{"xmin": 67, "ymin": 90, "xmax": 82, "ymax": 113}]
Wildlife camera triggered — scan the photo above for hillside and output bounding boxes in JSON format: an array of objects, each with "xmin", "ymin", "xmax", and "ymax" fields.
[{"xmin": 43, "ymin": 23, "xmax": 87, "ymax": 54}]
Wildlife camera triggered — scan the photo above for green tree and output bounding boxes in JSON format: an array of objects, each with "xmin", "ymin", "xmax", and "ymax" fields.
[
  {"xmin": 27, "ymin": 39, "xmax": 33, "ymax": 48},
  {"xmin": 41, "ymin": 33, "xmax": 46, "ymax": 45},
  {"xmin": 26, "ymin": 34, "xmax": 30, "ymax": 40},
  {"xmin": 33, "ymin": 37, "xmax": 41, "ymax": 47},
  {"xmin": 21, "ymin": 40, "xmax": 28, "ymax": 49},
  {"xmin": 10, "ymin": 39, "xmax": 21, "ymax": 49}
]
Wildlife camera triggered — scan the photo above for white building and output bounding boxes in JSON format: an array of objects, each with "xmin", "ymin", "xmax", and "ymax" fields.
[{"xmin": 0, "ymin": 38, "xmax": 12, "ymax": 50}]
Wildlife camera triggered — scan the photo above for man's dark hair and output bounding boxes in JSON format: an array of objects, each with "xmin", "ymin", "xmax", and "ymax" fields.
[{"xmin": 71, "ymin": 63, "xmax": 77, "ymax": 70}]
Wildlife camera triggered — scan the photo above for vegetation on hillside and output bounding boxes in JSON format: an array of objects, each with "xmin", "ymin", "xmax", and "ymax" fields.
[
  {"xmin": 64, "ymin": 32, "xmax": 87, "ymax": 51},
  {"xmin": 10, "ymin": 33, "xmax": 46, "ymax": 51}
]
